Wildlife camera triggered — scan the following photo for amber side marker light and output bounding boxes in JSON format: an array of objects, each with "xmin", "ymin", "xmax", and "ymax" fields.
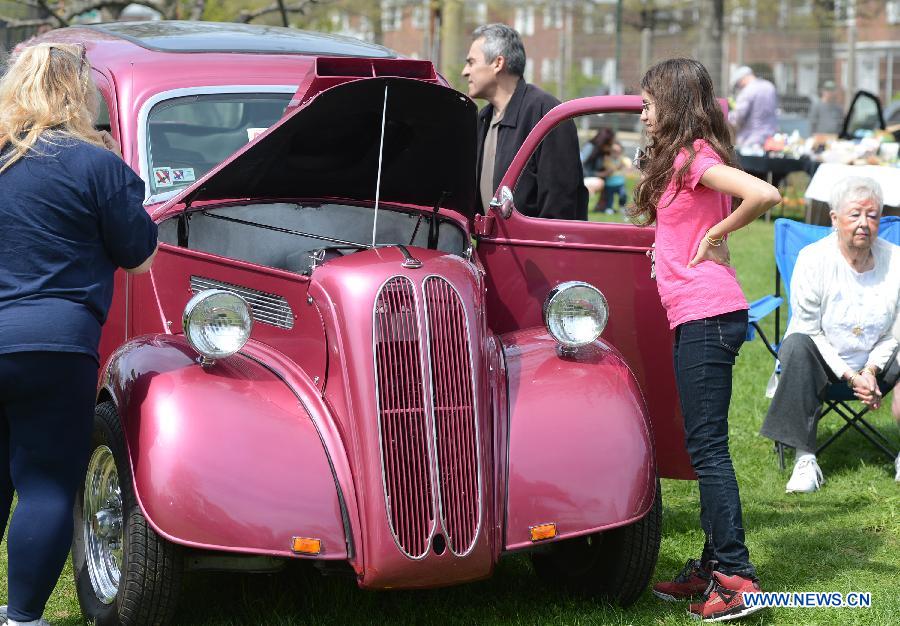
[
  {"xmin": 291, "ymin": 537, "xmax": 322, "ymax": 555},
  {"xmin": 529, "ymin": 523, "xmax": 557, "ymax": 542}
]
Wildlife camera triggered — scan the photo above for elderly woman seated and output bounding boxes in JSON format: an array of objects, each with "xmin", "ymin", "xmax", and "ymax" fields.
[{"xmin": 760, "ymin": 176, "xmax": 900, "ymax": 493}]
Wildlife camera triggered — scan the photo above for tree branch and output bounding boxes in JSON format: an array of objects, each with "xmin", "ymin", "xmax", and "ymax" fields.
[
  {"xmin": 237, "ymin": 0, "xmax": 325, "ymax": 24},
  {"xmin": 189, "ymin": 0, "xmax": 206, "ymax": 21},
  {"xmin": 36, "ymin": 0, "xmax": 67, "ymax": 26},
  {"xmin": 0, "ymin": 0, "xmax": 173, "ymax": 27}
]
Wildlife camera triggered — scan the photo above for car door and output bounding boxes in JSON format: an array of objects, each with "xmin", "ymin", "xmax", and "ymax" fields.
[
  {"xmin": 841, "ymin": 90, "xmax": 884, "ymax": 139},
  {"xmin": 92, "ymin": 69, "xmax": 130, "ymax": 366},
  {"xmin": 475, "ymin": 95, "xmax": 693, "ymax": 479}
]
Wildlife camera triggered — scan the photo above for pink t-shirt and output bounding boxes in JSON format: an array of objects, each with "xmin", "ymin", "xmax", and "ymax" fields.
[{"xmin": 654, "ymin": 139, "xmax": 748, "ymax": 329}]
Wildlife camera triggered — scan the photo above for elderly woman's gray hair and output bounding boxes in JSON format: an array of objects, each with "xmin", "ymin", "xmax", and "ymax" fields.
[
  {"xmin": 472, "ymin": 23, "xmax": 526, "ymax": 77},
  {"xmin": 829, "ymin": 176, "xmax": 884, "ymax": 215}
]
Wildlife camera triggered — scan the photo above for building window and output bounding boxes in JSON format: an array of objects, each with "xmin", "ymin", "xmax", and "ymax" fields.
[
  {"xmin": 475, "ymin": 1, "xmax": 488, "ymax": 25},
  {"xmin": 514, "ymin": 6, "xmax": 535, "ymax": 36},
  {"xmin": 331, "ymin": 11, "xmax": 350, "ymax": 33},
  {"xmin": 581, "ymin": 57, "xmax": 595, "ymax": 78},
  {"xmin": 381, "ymin": 1, "xmax": 402, "ymax": 32},
  {"xmin": 411, "ymin": 5, "xmax": 426, "ymax": 29},
  {"xmin": 583, "ymin": 4, "xmax": 594, "ymax": 34},
  {"xmin": 888, "ymin": 0, "xmax": 900, "ymax": 24},
  {"xmin": 524, "ymin": 58, "xmax": 534, "ymax": 83},
  {"xmin": 602, "ymin": 58, "xmax": 616, "ymax": 88},
  {"xmin": 541, "ymin": 57, "xmax": 561, "ymax": 83},
  {"xmin": 543, "ymin": 5, "xmax": 563, "ymax": 29},
  {"xmin": 833, "ymin": 0, "xmax": 854, "ymax": 21},
  {"xmin": 603, "ymin": 12, "xmax": 615, "ymax": 35}
]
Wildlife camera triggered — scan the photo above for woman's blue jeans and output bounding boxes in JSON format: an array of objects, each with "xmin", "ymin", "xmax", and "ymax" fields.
[{"xmin": 673, "ymin": 309, "xmax": 756, "ymax": 579}]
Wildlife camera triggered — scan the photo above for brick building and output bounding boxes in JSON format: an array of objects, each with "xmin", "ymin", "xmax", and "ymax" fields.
[{"xmin": 326, "ymin": 0, "xmax": 900, "ymax": 107}]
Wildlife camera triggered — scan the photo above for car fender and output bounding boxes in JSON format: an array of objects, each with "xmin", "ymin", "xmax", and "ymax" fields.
[
  {"xmin": 100, "ymin": 334, "xmax": 348, "ymax": 559},
  {"xmin": 500, "ymin": 328, "xmax": 656, "ymax": 551}
]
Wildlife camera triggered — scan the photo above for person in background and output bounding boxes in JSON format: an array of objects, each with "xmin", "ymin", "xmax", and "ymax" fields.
[
  {"xmin": 807, "ymin": 80, "xmax": 844, "ymax": 135},
  {"xmin": 463, "ymin": 23, "xmax": 587, "ymax": 220},
  {"xmin": 0, "ymin": 43, "xmax": 158, "ymax": 626},
  {"xmin": 760, "ymin": 177, "xmax": 900, "ymax": 492},
  {"xmin": 581, "ymin": 127, "xmax": 616, "ymax": 212},
  {"xmin": 728, "ymin": 65, "xmax": 778, "ymax": 149},
  {"xmin": 600, "ymin": 142, "xmax": 632, "ymax": 215},
  {"xmin": 632, "ymin": 58, "xmax": 781, "ymax": 622}
]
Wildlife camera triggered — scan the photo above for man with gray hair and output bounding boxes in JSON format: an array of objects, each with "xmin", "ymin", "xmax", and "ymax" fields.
[
  {"xmin": 760, "ymin": 177, "xmax": 900, "ymax": 491},
  {"xmin": 728, "ymin": 65, "xmax": 778, "ymax": 148},
  {"xmin": 462, "ymin": 23, "xmax": 586, "ymax": 219}
]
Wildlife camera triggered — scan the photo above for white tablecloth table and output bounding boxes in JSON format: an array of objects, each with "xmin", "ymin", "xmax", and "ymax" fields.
[{"xmin": 805, "ymin": 163, "xmax": 900, "ymax": 207}]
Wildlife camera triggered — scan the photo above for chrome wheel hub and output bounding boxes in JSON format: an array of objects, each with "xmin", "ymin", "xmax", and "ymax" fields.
[{"xmin": 84, "ymin": 445, "xmax": 123, "ymax": 605}]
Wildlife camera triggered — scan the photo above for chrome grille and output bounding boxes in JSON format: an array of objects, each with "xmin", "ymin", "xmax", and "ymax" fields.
[
  {"xmin": 190, "ymin": 276, "xmax": 294, "ymax": 330},
  {"xmin": 424, "ymin": 277, "xmax": 480, "ymax": 555},
  {"xmin": 374, "ymin": 277, "xmax": 433, "ymax": 558}
]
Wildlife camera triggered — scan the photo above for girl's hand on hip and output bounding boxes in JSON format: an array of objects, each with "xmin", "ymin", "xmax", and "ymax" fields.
[{"xmin": 688, "ymin": 238, "xmax": 730, "ymax": 268}]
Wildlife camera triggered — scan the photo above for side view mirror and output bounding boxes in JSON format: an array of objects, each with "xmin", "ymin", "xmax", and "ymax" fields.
[{"xmin": 489, "ymin": 186, "xmax": 515, "ymax": 219}]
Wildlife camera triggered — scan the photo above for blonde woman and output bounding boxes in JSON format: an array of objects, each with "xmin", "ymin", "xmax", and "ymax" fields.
[{"xmin": 0, "ymin": 43, "xmax": 157, "ymax": 626}]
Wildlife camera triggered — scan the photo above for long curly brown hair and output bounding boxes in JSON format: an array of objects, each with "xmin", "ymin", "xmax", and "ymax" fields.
[{"xmin": 629, "ymin": 58, "xmax": 737, "ymax": 226}]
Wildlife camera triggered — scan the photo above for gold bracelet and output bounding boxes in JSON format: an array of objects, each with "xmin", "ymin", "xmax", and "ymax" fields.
[
  {"xmin": 847, "ymin": 373, "xmax": 857, "ymax": 389},
  {"xmin": 706, "ymin": 232, "xmax": 725, "ymax": 247},
  {"xmin": 861, "ymin": 365, "xmax": 879, "ymax": 377}
]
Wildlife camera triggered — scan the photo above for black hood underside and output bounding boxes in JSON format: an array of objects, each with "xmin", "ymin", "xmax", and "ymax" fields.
[{"xmin": 177, "ymin": 77, "xmax": 478, "ymax": 217}]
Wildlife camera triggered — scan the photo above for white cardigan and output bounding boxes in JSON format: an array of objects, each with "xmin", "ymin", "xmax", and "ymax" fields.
[{"xmin": 785, "ymin": 232, "xmax": 900, "ymax": 377}]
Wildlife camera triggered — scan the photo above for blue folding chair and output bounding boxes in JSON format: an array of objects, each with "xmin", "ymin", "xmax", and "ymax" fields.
[{"xmin": 747, "ymin": 216, "xmax": 900, "ymax": 470}]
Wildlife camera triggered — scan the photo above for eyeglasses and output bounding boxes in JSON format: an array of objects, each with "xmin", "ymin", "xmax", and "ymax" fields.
[{"xmin": 641, "ymin": 100, "xmax": 655, "ymax": 113}]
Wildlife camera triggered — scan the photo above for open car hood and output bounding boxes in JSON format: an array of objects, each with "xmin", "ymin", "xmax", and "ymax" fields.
[{"xmin": 156, "ymin": 77, "xmax": 478, "ymax": 219}]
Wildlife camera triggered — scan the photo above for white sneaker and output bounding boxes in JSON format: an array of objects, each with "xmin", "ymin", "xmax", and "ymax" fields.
[
  {"xmin": 895, "ymin": 453, "xmax": 900, "ymax": 482},
  {"xmin": 786, "ymin": 456, "xmax": 824, "ymax": 493},
  {"xmin": 4, "ymin": 615, "xmax": 53, "ymax": 626}
]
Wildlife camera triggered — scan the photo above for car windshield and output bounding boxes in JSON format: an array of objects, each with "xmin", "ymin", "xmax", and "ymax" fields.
[{"xmin": 146, "ymin": 93, "xmax": 293, "ymax": 196}]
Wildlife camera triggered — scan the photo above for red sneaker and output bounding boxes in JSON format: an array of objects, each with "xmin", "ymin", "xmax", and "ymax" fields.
[
  {"xmin": 652, "ymin": 559, "xmax": 713, "ymax": 601},
  {"xmin": 688, "ymin": 571, "xmax": 763, "ymax": 622}
]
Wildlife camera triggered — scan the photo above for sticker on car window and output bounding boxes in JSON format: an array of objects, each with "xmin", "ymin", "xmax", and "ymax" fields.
[
  {"xmin": 247, "ymin": 127, "xmax": 268, "ymax": 142},
  {"xmin": 153, "ymin": 167, "xmax": 173, "ymax": 187},
  {"xmin": 172, "ymin": 168, "xmax": 195, "ymax": 183}
]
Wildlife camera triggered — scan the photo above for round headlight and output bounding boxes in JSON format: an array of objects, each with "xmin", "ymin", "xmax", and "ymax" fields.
[
  {"xmin": 542, "ymin": 281, "xmax": 609, "ymax": 348},
  {"xmin": 182, "ymin": 289, "xmax": 253, "ymax": 360}
]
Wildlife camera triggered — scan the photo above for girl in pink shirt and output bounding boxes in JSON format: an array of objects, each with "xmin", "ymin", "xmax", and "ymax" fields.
[{"xmin": 632, "ymin": 58, "xmax": 781, "ymax": 622}]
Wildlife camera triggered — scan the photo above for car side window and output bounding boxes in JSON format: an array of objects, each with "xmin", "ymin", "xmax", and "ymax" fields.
[
  {"xmin": 569, "ymin": 113, "xmax": 640, "ymax": 221},
  {"xmin": 94, "ymin": 85, "xmax": 111, "ymax": 133}
]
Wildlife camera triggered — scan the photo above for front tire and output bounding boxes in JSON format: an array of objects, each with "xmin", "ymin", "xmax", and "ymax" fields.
[
  {"xmin": 72, "ymin": 401, "xmax": 184, "ymax": 625},
  {"xmin": 531, "ymin": 479, "xmax": 662, "ymax": 607}
]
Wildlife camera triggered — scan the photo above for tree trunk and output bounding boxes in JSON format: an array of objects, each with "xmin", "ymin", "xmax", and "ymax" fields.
[
  {"xmin": 697, "ymin": 0, "xmax": 724, "ymax": 95},
  {"xmin": 370, "ymin": 2, "xmax": 383, "ymax": 46},
  {"xmin": 439, "ymin": 0, "xmax": 464, "ymax": 90},
  {"xmin": 816, "ymin": 0, "xmax": 836, "ymax": 89}
]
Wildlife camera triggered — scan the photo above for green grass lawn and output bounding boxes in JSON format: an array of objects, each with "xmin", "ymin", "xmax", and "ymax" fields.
[{"xmin": 3, "ymin": 220, "xmax": 899, "ymax": 625}]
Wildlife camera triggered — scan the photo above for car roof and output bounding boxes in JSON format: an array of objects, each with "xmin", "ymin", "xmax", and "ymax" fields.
[
  {"xmin": 36, "ymin": 20, "xmax": 396, "ymax": 63},
  {"xmin": 83, "ymin": 21, "xmax": 396, "ymax": 57}
]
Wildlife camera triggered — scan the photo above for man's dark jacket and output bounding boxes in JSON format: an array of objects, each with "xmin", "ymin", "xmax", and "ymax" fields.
[{"xmin": 476, "ymin": 78, "xmax": 587, "ymax": 220}]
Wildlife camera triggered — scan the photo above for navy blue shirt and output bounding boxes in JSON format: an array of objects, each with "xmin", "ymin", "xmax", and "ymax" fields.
[{"xmin": 0, "ymin": 136, "xmax": 157, "ymax": 361}]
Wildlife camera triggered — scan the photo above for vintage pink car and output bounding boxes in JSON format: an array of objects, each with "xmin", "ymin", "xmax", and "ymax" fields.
[{"xmin": 35, "ymin": 20, "xmax": 694, "ymax": 625}]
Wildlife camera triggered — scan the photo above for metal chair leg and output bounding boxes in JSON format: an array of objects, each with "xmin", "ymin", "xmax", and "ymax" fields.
[{"xmin": 816, "ymin": 401, "xmax": 899, "ymax": 462}]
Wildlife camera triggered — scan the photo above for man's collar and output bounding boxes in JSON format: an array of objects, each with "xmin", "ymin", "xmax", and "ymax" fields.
[
  {"xmin": 479, "ymin": 77, "xmax": 525, "ymax": 128},
  {"xmin": 498, "ymin": 77, "xmax": 526, "ymax": 128}
]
